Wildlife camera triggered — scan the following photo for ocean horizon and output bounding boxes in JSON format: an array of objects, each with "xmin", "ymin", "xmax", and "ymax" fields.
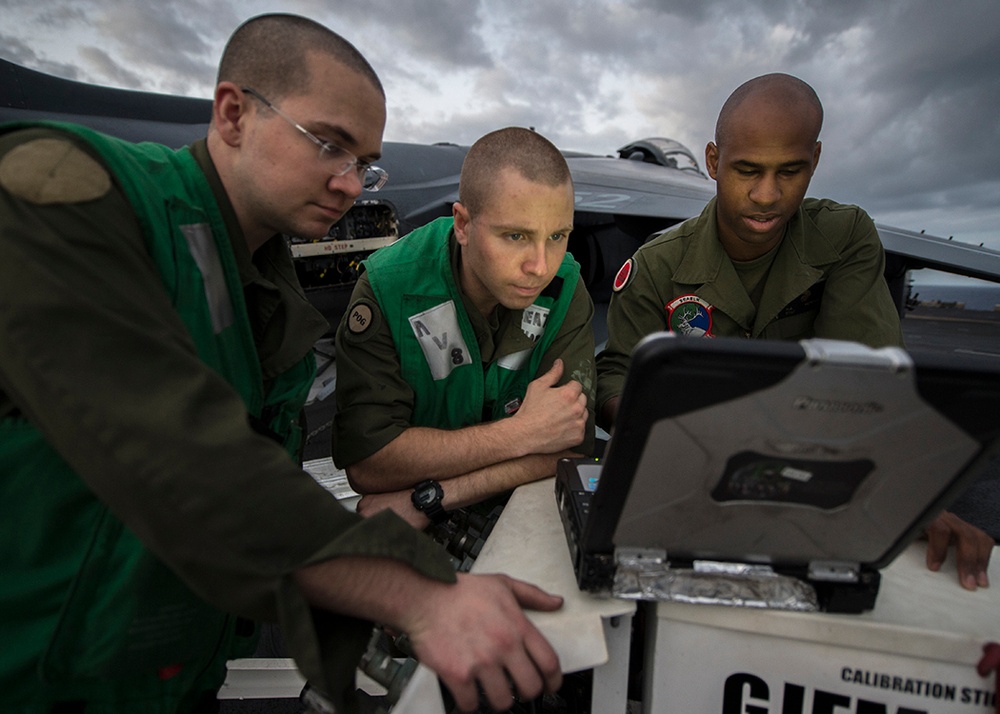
[{"xmin": 909, "ymin": 283, "xmax": 1000, "ymax": 311}]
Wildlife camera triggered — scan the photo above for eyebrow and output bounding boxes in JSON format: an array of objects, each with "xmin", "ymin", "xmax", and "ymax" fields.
[
  {"xmin": 309, "ymin": 121, "xmax": 381, "ymax": 161},
  {"xmin": 489, "ymin": 222, "xmax": 574, "ymax": 235},
  {"xmin": 732, "ymin": 158, "xmax": 811, "ymax": 171}
]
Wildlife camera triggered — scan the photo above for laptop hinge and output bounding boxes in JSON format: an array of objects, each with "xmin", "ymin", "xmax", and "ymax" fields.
[{"xmin": 808, "ymin": 560, "xmax": 861, "ymax": 583}]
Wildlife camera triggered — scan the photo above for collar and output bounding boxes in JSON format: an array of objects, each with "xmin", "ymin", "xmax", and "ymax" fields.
[{"xmin": 189, "ymin": 139, "xmax": 328, "ymax": 379}]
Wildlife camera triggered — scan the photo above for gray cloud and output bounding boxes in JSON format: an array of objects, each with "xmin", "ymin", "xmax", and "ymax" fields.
[{"xmin": 1, "ymin": 0, "xmax": 997, "ymax": 253}]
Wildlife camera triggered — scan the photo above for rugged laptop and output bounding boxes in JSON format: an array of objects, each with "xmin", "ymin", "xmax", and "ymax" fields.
[{"xmin": 557, "ymin": 334, "xmax": 1000, "ymax": 612}]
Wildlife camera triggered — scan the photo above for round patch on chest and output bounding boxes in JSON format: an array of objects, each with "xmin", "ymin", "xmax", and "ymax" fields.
[{"xmin": 665, "ymin": 294, "xmax": 714, "ymax": 337}]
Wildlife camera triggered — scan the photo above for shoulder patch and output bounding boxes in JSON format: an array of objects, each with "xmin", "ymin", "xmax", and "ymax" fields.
[
  {"xmin": 343, "ymin": 298, "xmax": 380, "ymax": 342},
  {"xmin": 0, "ymin": 138, "xmax": 111, "ymax": 204},
  {"xmin": 612, "ymin": 258, "xmax": 634, "ymax": 292}
]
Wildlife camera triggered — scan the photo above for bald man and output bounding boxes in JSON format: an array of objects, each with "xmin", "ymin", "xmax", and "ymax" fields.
[
  {"xmin": 334, "ymin": 126, "xmax": 596, "ymax": 530},
  {"xmin": 595, "ymin": 73, "xmax": 993, "ymax": 591}
]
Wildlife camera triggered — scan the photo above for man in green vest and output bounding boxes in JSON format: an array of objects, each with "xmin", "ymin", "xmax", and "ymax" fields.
[
  {"xmin": 595, "ymin": 72, "xmax": 993, "ymax": 592},
  {"xmin": 0, "ymin": 14, "xmax": 563, "ymax": 714},
  {"xmin": 333, "ymin": 127, "xmax": 596, "ymax": 529}
]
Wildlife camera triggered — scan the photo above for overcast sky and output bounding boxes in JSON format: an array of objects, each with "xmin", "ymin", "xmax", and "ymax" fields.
[{"xmin": 2, "ymin": 0, "xmax": 999, "ymax": 283}]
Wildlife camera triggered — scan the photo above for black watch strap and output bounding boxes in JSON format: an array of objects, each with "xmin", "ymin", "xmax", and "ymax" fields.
[{"xmin": 411, "ymin": 479, "xmax": 449, "ymax": 524}]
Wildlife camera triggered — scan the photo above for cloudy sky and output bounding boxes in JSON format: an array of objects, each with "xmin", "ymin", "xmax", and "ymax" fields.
[{"xmin": 2, "ymin": 0, "xmax": 999, "ymax": 284}]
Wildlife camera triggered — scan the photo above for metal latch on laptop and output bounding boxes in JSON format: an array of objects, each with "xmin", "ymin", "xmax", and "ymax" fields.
[
  {"xmin": 799, "ymin": 339, "xmax": 913, "ymax": 372},
  {"xmin": 808, "ymin": 560, "xmax": 861, "ymax": 583},
  {"xmin": 615, "ymin": 547, "xmax": 668, "ymax": 569}
]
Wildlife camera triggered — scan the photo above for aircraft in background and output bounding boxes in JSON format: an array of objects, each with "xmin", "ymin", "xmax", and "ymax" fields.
[{"xmin": 3, "ymin": 57, "xmax": 998, "ymax": 328}]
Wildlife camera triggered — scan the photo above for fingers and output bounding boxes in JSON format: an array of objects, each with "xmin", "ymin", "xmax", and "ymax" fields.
[
  {"xmin": 448, "ymin": 621, "xmax": 561, "ymax": 712},
  {"xmin": 924, "ymin": 513, "xmax": 950, "ymax": 571},
  {"xmin": 925, "ymin": 511, "xmax": 993, "ymax": 590},
  {"xmin": 477, "ymin": 667, "xmax": 523, "ymax": 712},
  {"xmin": 948, "ymin": 514, "xmax": 992, "ymax": 590},
  {"xmin": 532, "ymin": 358, "xmax": 564, "ymax": 388},
  {"xmin": 523, "ymin": 622, "xmax": 563, "ymax": 695},
  {"xmin": 504, "ymin": 574, "xmax": 565, "ymax": 612}
]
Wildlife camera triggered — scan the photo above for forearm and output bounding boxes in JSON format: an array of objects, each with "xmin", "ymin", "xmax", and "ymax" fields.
[
  {"xmin": 347, "ymin": 417, "xmax": 541, "ymax": 493},
  {"xmin": 355, "ymin": 451, "xmax": 573, "ymax": 528},
  {"xmin": 439, "ymin": 451, "xmax": 571, "ymax": 510},
  {"xmin": 293, "ymin": 555, "xmax": 452, "ymax": 632}
]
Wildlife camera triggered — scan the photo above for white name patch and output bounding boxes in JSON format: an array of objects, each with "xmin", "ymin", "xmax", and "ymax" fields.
[
  {"xmin": 521, "ymin": 304, "xmax": 550, "ymax": 342},
  {"xmin": 408, "ymin": 301, "xmax": 472, "ymax": 381}
]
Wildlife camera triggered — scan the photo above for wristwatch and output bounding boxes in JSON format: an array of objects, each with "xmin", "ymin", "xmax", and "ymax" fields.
[{"xmin": 411, "ymin": 479, "xmax": 449, "ymax": 524}]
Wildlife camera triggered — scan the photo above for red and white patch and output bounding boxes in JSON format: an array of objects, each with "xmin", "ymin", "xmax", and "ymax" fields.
[
  {"xmin": 665, "ymin": 294, "xmax": 714, "ymax": 337},
  {"xmin": 612, "ymin": 258, "xmax": 634, "ymax": 292}
]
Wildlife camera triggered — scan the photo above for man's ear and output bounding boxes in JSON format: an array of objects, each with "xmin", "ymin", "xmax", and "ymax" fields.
[
  {"xmin": 212, "ymin": 82, "xmax": 248, "ymax": 148},
  {"xmin": 453, "ymin": 201, "xmax": 471, "ymax": 247},
  {"xmin": 812, "ymin": 140, "xmax": 822, "ymax": 171},
  {"xmin": 705, "ymin": 142, "xmax": 719, "ymax": 180}
]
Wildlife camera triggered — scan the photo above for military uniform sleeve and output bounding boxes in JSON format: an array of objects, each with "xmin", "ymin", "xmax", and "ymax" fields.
[
  {"xmin": 0, "ymin": 129, "xmax": 455, "ymax": 700},
  {"xmin": 332, "ymin": 273, "xmax": 418, "ymax": 467},
  {"xmin": 534, "ymin": 277, "xmax": 597, "ymax": 454},
  {"xmin": 813, "ymin": 209, "xmax": 905, "ymax": 348},
  {"xmin": 595, "ymin": 252, "xmax": 670, "ymax": 414}
]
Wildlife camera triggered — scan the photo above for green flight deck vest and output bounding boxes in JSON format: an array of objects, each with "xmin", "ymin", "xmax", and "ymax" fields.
[
  {"xmin": 365, "ymin": 216, "xmax": 579, "ymax": 429},
  {"xmin": 0, "ymin": 122, "xmax": 316, "ymax": 712}
]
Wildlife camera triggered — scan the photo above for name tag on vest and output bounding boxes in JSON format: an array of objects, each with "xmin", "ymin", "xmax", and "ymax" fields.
[
  {"xmin": 409, "ymin": 301, "xmax": 472, "ymax": 381},
  {"xmin": 521, "ymin": 304, "xmax": 550, "ymax": 341}
]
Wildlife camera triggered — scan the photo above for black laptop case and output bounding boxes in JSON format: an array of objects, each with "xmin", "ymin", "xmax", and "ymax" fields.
[{"xmin": 557, "ymin": 334, "xmax": 1000, "ymax": 612}]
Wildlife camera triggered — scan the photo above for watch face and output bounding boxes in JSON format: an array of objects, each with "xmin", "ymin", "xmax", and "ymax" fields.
[{"xmin": 415, "ymin": 488, "xmax": 437, "ymax": 507}]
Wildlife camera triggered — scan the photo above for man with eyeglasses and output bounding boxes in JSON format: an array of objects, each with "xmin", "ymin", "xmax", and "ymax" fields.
[
  {"xmin": 0, "ymin": 13, "xmax": 563, "ymax": 714},
  {"xmin": 332, "ymin": 127, "xmax": 596, "ymax": 529}
]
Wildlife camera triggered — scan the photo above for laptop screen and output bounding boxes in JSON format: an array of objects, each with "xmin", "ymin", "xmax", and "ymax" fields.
[{"xmin": 582, "ymin": 334, "xmax": 1000, "ymax": 572}]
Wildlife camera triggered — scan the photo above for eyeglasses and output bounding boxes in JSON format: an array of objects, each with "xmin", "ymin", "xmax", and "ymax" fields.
[{"xmin": 242, "ymin": 87, "xmax": 388, "ymax": 192}]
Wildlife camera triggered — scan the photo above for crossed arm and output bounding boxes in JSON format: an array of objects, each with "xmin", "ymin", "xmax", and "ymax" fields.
[{"xmin": 348, "ymin": 359, "xmax": 588, "ymax": 527}]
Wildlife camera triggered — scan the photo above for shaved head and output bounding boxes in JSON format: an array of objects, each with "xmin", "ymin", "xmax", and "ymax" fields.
[
  {"xmin": 459, "ymin": 127, "xmax": 572, "ymax": 217},
  {"xmin": 217, "ymin": 13, "xmax": 384, "ymax": 102},
  {"xmin": 715, "ymin": 73, "xmax": 823, "ymax": 147}
]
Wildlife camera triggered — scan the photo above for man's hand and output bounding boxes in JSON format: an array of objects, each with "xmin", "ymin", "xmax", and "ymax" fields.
[
  {"xmin": 405, "ymin": 573, "xmax": 563, "ymax": 712},
  {"xmin": 357, "ymin": 489, "xmax": 430, "ymax": 530},
  {"xmin": 925, "ymin": 511, "xmax": 993, "ymax": 590},
  {"xmin": 514, "ymin": 359, "xmax": 588, "ymax": 454}
]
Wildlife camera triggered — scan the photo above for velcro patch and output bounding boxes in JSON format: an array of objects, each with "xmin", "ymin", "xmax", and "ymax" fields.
[
  {"xmin": 343, "ymin": 299, "xmax": 380, "ymax": 342},
  {"xmin": 408, "ymin": 300, "xmax": 471, "ymax": 381},
  {"xmin": 0, "ymin": 138, "xmax": 111, "ymax": 204},
  {"xmin": 612, "ymin": 258, "xmax": 634, "ymax": 292}
]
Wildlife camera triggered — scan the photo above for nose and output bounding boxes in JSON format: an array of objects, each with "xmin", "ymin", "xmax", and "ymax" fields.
[
  {"xmin": 749, "ymin": 172, "xmax": 780, "ymax": 206},
  {"xmin": 327, "ymin": 168, "xmax": 363, "ymax": 200},
  {"xmin": 523, "ymin": 242, "xmax": 549, "ymax": 277}
]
